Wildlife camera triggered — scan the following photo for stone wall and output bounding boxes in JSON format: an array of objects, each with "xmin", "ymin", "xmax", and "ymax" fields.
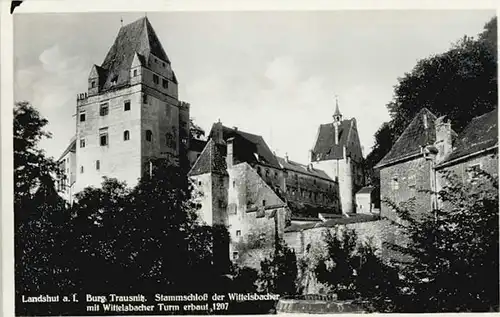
[
  {"xmin": 227, "ymin": 163, "xmax": 287, "ymax": 269},
  {"xmin": 380, "ymin": 156, "xmax": 433, "ymax": 221},
  {"xmin": 283, "ymin": 218, "xmax": 406, "ymax": 294}
]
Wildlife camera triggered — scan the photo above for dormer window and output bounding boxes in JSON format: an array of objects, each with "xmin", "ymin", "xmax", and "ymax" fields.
[
  {"xmin": 111, "ymin": 75, "xmax": 118, "ymax": 86},
  {"xmin": 133, "ymin": 69, "xmax": 138, "ymax": 77},
  {"xmin": 91, "ymin": 81, "xmax": 96, "ymax": 88}
]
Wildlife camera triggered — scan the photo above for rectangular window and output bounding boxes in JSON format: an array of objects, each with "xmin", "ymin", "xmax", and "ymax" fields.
[
  {"xmin": 80, "ymin": 138, "xmax": 85, "ymax": 148},
  {"xmin": 153, "ymin": 74, "xmax": 159, "ymax": 84},
  {"xmin": 80, "ymin": 166, "xmax": 84, "ymax": 174},
  {"xmin": 80, "ymin": 112, "xmax": 86, "ymax": 122},
  {"xmin": 91, "ymin": 81, "xmax": 96, "ymax": 88},
  {"xmin": 236, "ymin": 230, "xmax": 241, "ymax": 237},
  {"xmin": 232, "ymin": 251, "xmax": 239, "ymax": 260},
  {"xmin": 96, "ymin": 160, "xmax": 100, "ymax": 171},
  {"xmin": 162, "ymin": 79, "xmax": 168, "ymax": 89},
  {"xmin": 99, "ymin": 128, "xmax": 109, "ymax": 146},
  {"xmin": 262, "ymin": 200, "xmax": 266, "ymax": 206},
  {"xmin": 143, "ymin": 94, "xmax": 148, "ymax": 104},
  {"xmin": 100, "ymin": 103, "xmax": 109, "ymax": 116},
  {"xmin": 124, "ymin": 100, "xmax": 131, "ymax": 111}
]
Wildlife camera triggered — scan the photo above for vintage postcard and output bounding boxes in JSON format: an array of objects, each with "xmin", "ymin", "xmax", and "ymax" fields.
[{"xmin": 3, "ymin": 0, "xmax": 499, "ymax": 315}]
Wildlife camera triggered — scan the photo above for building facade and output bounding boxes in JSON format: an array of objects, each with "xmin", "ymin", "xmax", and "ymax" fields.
[
  {"xmin": 310, "ymin": 102, "xmax": 365, "ymax": 214},
  {"xmin": 58, "ymin": 17, "xmax": 191, "ymax": 198},
  {"xmin": 376, "ymin": 108, "xmax": 498, "ymax": 219}
]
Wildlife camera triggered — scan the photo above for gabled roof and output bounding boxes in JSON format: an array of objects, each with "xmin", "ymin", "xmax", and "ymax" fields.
[
  {"xmin": 99, "ymin": 17, "xmax": 171, "ymax": 91},
  {"xmin": 276, "ymin": 156, "xmax": 333, "ymax": 181},
  {"xmin": 188, "ymin": 139, "xmax": 227, "ymax": 176},
  {"xmin": 439, "ymin": 108, "xmax": 498, "ymax": 166},
  {"xmin": 57, "ymin": 137, "xmax": 76, "ymax": 162},
  {"xmin": 356, "ymin": 186, "xmax": 374, "ymax": 195},
  {"xmin": 376, "ymin": 108, "xmax": 437, "ymax": 168},
  {"xmin": 208, "ymin": 124, "xmax": 281, "ymax": 169},
  {"xmin": 311, "ymin": 119, "xmax": 355, "ymax": 161}
]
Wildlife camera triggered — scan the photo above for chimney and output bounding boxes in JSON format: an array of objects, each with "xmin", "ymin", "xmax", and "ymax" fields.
[
  {"xmin": 226, "ymin": 137, "xmax": 234, "ymax": 168},
  {"xmin": 434, "ymin": 115, "xmax": 453, "ymax": 164},
  {"xmin": 214, "ymin": 119, "xmax": 224, "ymax": 144},
  {"xmin": 285, "ymin": 153, "xmax": 289, "ymax": 163},
  {"xmin": 233, "ymin": 126, "xmax": 238, "ymax": 131}
]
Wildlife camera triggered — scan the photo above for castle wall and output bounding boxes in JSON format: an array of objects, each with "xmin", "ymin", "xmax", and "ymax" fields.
[
  {"xmin": 283, "ymin": 169, "xmax": 339, "ymax": 210},
  {"xmin": 191, "ymin": 173, "xmax": 213, "ymax": 225},
  {"xmin": 75, "ymin": 85, "xmax": 143, "ymax": 194},
  {"xmin": 379, "ymin": 156, "xmax": 433, "ymax": 221},
  {"xmin": 227, "ymin": 163, "xmax": 287, "ymax": 269},
  {"xmin": 312, "ymin": 159, "xmax": 353, "ymax": 214},
  {"xmin": 436, "ymin": 151, "xmax": 498, "ymax": 191}
]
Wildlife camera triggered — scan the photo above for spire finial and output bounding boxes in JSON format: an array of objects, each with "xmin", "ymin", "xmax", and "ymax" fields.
[
  {"xmin": 120, "ymin": 16, "xmax": 123, "ymax": 27},
  {"xmin": 334, "ymin": 95, "xmax": 341, "ymax": 116}
]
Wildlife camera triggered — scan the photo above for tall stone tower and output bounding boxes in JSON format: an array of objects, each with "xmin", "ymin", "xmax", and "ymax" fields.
[
  {"xmin": 310, "ymin": 99, "xmax": 364, "ymax": 214},
  {"xmin": 73, "ymin": 17, "xmax": 190, "ymax": 195}
]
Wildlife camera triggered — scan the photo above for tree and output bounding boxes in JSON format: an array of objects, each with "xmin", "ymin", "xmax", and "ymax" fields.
[
  {"xmin": 258, "ymin": 238, "xmax": 299, "ymax": 296},
  {"xmin": 366, "ymin": 17, "xmax": 497, "ymax": 170},
  {"xmin": 71, "ymin": 160, "xmax": 231, "ymax": 294},
  {"xmin": 386, "ymin": 168, "xmax": 499, "ymax": 312},
  {"xmin": 14, "ymin": 102, "xmax": 78, "ymax": 315},
  {"xmin": 314, "ymin": 228, "xmax": 358, "ymax": 298},
  {"xmin": 14, "ymin": 101, "xmax": 58, "ymax": 215}
]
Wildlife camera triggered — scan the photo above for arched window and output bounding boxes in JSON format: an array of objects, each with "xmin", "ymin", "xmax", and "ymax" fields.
[
  {"xmin": 146, "ymin": 130, "xmax": 152, "ymax": 142},
  {"xmin": 124, "ymin": 130, "xmax": 130, "ymax": 141}
]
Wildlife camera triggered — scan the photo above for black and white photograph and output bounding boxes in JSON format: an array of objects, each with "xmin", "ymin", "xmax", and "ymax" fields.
[{"xmin": 4, "ymin": 1, "xmax": 499, "ymax": 315}]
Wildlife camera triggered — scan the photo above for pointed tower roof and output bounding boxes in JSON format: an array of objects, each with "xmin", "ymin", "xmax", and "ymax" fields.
[
  {"xmin": 334, "ymin": 98, "xmax": 342, "ymax": 117},
  {"xmin": 99, "ymin": 16, "xmax": 171, "ymax": 91}
]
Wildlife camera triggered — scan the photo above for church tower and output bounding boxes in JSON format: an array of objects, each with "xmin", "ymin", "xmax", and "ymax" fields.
[
  {"xmin": 73, "ymin": 17, "xmax": 190, "ymax": 195},
  {"xmin": 310, "ymin": 98, "xmax": 365, "ymax": 214}
]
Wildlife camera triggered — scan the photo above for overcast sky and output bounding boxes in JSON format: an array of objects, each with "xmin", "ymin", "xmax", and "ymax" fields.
[{"xmin": 14, "ymin": 10, "xmax": 495, "ymax": 164}]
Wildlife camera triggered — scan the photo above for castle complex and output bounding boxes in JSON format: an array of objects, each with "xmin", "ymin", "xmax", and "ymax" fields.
[{"xmin": 57, "ymin": 16, "xmax": 372, "ymax": 268}]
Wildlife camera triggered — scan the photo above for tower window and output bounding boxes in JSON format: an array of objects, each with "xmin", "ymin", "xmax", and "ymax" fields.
[
  {"xmin": 99, "ymin": 127, "xmax": 109, "ymax": 146},
  {"xmin": 96, "ymin": 160, "xmax": 100, "ymax": 171},
  {"xmin": 146, "ymin": 130, "xmax": 153, "ymax": 142},
  {"xmin": 124, "ymin": 100, "xmax": 131, "ymax": 111},
  {"xmin": 99, "ymin": 103, "xmax": 109, "ymax": 116},
  {"xmin": 91, "ymin": 81, "xmax": 96, "ymax": 88},
  {"xmin": 80, "ymin": 112, "xmax": 86, "ymax": 122},
  {"xmin": 80, "ymin": 138, "xmax": 85, "ymax": 148},
  {"xmin": 236, "ymin": 230, "xmax": 241, "ymax": 237},
  {"xmin": 124, "ymin": 130, "xmax": 130, "ymax": 141},
  {"xmin": 162, "ymin": 62, "xmax": 165, "ymax": 67},
  {"xmin": 162, "ymin": 79, "xmax": 168, "ymax": 89},
  {"xmin": 133, "ymin": 69, "xmax": 137, "ymax": 77},
  {"xmin": 143, "ymin": 94, "xmax": 148, "ymax": 104},
  {"xmin": 262, "ymin": 200, "xmax": 266, "ymax": 206},
  {"xmin": 80, "ymin": 166, "xmax": 84, "ymax": 174},
  {"xmin": 153, "ymin": 74, "xmax": 159, "ymax": 85},
  {"xmin": 232, "ymin": 251, "xmax": 239, "ymax": 260}
]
